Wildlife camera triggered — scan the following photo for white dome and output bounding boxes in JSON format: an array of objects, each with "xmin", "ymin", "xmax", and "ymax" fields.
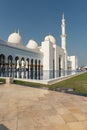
[
  {"xmin": 8, "ymin": 32, "xmax": 22, "ymax": 46},
  {"xmin": 45, "ymin": 34, "xmax": 56, "ymax": 44},
  {"xmin": 26, "ymin": 39, "xmax": 38, "ymax": 49}
]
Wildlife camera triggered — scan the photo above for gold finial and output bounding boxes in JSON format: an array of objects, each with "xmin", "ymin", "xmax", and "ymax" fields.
[
  {"xmin": 31, "ymin": 38, "xmax": 34, "ymax": 40},
  {"xmin": 14, "ymin": 29, "xmax": 16, "ymax": 33},
  {"xmin": 48, "ymin": 32, "xmax": 50, "ymax": 36},
  {"xmin": 18, "ymin": 28, "xmax": 20, "ymax": 34}
]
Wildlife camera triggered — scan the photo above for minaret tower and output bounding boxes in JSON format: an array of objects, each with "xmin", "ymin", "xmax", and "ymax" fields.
[
  {"xmin": 61, "ymin": 13, "xmax": 66, "ymax": 50},
  {"xmin": 61, "ymin": 13, "xmax": 67, "ymax": 70}
]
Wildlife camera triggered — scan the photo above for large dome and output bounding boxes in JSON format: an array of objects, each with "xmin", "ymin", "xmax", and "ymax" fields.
[
  {"xmin": 26, "ymin": 39, "xmax": 38, "ymax": 49},
  {"xmin": 44, "ymin": 34, "xmax": 56, "ymax": 45},
  {"xmin": 8, "ymin": 32, "xmax": 22, "ymax": 46}
]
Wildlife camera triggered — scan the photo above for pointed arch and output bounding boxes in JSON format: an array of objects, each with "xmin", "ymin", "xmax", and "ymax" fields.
[
  {"xmin": 35, "ymin": 59, "xmax": 37, "ymax": 79},
  {"xmin": 38, "ymin": 60, "xmax": 41, "ymax": 79},
  {"xmin": 30, "ymin": 59, "xmax": 33, "ymax": 79},
  {"xmin": 0, "ymin": 54, "xmax": 5, "ymax": 75}
]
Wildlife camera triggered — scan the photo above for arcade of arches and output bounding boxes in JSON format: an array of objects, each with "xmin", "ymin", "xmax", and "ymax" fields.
[{"xmin": 0, "ymin": 54, "xmax": 42, "ymax": 79}]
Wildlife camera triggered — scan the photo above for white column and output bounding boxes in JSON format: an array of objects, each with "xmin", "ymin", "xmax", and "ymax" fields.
[
  {"xmin": 25, "ymin": 59, "xmax": 28, "ymax": 79},
  {"xmin": 17, "ymin": 59, "xmax": 20, "ymax": 69},
  {"xmin": 21, "ymin": 60, "xmax": 25, "ymax": 78},
  {"xmin": 21, "ymin": 60, "xmax": 25, "ymax": 68},
  {"xmin": 25, "ymin": 60, "xmax": 28, "ymax": 69}
]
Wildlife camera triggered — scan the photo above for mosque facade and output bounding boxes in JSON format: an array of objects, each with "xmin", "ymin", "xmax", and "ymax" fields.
[{"xmin": 0, "ymin": 14, "xmax": 78, "ymax": 80}]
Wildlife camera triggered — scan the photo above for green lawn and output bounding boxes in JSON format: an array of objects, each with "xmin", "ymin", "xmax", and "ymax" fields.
[
  {"xmin": 14, "ymin": 72, "xmax": 87, "ymax": 95},
  {"xmin": 14, "ymin": 80, "xmax": 45, "ymax": 88},
  {"xmin": 0, "ymin": 78, "xmax": 5, "ymax": 83},
  {"xmin": 49, "ymin": 72, "xmax": 87, "ymax": 94}
]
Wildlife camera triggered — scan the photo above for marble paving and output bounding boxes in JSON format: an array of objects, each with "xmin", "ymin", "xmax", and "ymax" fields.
[{"xmin": 0, "ymin": 84, "xmax": 87, "ymax": 130}]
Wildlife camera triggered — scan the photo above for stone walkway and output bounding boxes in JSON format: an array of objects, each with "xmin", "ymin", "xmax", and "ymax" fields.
[{"xmin": 0, "ymin": 84, "xmax": 87, "ymax": 130}]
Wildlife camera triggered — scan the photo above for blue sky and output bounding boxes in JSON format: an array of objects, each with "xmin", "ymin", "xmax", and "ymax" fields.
[{"xmin": 0, "ymin": 0, "xmax": 87, "ymax": 66}]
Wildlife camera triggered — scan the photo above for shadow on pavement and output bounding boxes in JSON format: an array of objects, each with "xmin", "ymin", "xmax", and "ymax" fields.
[{"xmin": 0, "ymin": 124, "xmax": 9, "ymax": 130}]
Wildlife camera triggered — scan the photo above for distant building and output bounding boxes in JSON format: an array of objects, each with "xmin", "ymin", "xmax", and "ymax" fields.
[
  {"xmin": 80, "ymin": 66, "xmax": 87, "ymax": 71},
  {"xmin": 68, "ymin": 56, "xmax": 78, "ymax": 70},
  {"xmin": 0, "ymin": 14, "xmax": 78, "ymax": 79}
]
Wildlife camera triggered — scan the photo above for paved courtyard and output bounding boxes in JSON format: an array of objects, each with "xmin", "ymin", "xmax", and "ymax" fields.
[{"xmin": 0, "ymin": 84, "xmax": 87, "ymax": 130}]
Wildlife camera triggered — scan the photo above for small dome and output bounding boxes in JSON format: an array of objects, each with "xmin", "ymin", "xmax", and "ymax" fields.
[
  {"xmin": 26, "ymin": 39, "xmax": 38, "ymax": 49},
  {"xmin": 45, "ymin": 34, "xmax": 56, "ymax": 44},
  {"xmin": 8, "ymin": 32, "xmax": 22, "ymax": 46}
]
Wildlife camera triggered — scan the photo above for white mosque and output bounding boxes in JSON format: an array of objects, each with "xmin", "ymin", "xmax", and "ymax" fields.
[{"xmin": 0, "ymin": 14, "xmax": 78, "ymax": 80}]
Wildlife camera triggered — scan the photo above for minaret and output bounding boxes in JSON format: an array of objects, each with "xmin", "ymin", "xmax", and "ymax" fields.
[
  {"xmin": 61, "ymin": 13, "xmax": 67, "ymax": 70},
  {"xmin": 61, "ymin": 13, "xmax": 66, "ymax": 50}
]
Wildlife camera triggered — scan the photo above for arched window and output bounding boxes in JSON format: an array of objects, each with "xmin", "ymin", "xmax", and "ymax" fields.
[
  {"xmin": 31, "ymin": 59, "xmax": 33, "ymax": 79},
  {"xmin": 15, "ymin": 56, "xmax": 19, "ymax": 70},
  {"xmin": 38, "ymin": 60, "xmax": 40, "ymax": 79},
  {"xmin": 8, "ymin": 55, "xmax": 13, "ymax": 68},
  {"xmin": 35, "ymin": 59, "xmax": 37, "ymax": 79},
  {"xmin": 0, "ymin": 54, "xmax": 5, "ymax": 65},
  {"xmin": 59, "ymin": 56, "xmax": 61, "ymax": 77},
  {"xmin": 53, "ymin": 59, "xmax": 55, "ymax": 78},
  {"xmin": 7, "ymin": 55, "xmax": 13, "ymax": 77},
  {"xmin": 15, "ymin": 56, "xmax": 19, "ymax": 61},
  {"xmin": 0, "ymin": 54, "xmax": 5, "ymax": 74}
]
